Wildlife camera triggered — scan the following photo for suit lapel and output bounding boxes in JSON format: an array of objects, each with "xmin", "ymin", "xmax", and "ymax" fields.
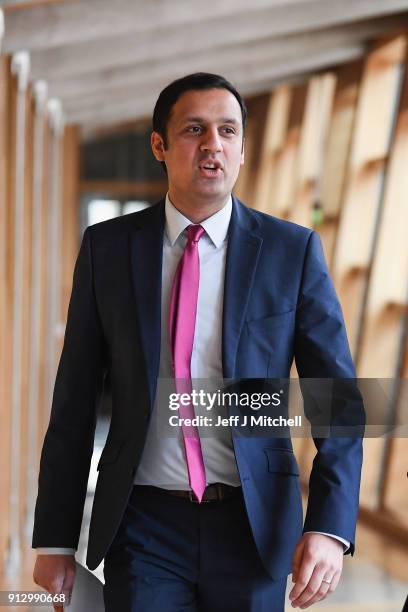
[
  {"xmin": 128, "ymin": 201, "xmax": 165, "ymax": 408},
  {"xmin": 222, "ymin": 196, "xmax": 263, "ymax": 378}
]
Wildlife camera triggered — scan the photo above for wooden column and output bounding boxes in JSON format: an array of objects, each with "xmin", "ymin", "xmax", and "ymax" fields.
[
  {"xmin": 0, "ymin": 52, "xmax": 12, "ymax": 582},
  {"xmin": 6, "ymin": 50, "xmax": 30, "ymax": 579},
  {"xmin": 24, "ymin": 80, "xmax": 48, "ymax": 545},
  {"xmin": 44, "ymin": 99, "xmax": 64, "ymax": 425},
  {"xmin": 19, "ymin": 83, "xmax": 34, "ymax": 554},
  {"xmin": 37, "ymin": 115, "xmax": 50, "ymax": 458},
  {"xmin": 60, "ymin": 124, "xmax": 80, "ymax": 329}
]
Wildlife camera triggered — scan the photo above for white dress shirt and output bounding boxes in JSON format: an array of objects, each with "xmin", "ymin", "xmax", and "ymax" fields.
[
  {"xmin": 133, "ymin": 193, "xmax": 241, "ymax": 489},
  {"xmin": 37, "ymin": 193, "xmax": 349, "ymax": 554}
]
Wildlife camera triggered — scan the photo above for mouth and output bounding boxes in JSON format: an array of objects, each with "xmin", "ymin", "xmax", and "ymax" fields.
[{"xmin": 198, "ymin": 160, "xmax": 223, "ymax": 179}]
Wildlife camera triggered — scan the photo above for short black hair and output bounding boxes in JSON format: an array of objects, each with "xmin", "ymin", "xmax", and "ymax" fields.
[{"xmin": 152, "ymin": 72, "xmax": 248, "ymax": 148}]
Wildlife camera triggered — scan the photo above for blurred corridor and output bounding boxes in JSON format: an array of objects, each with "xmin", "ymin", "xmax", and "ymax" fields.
[{"xmin": 0, "ymin": 1, "xmax": 407, "ymax": 609}]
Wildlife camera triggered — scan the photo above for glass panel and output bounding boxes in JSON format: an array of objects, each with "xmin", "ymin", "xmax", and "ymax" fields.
[
  {"xmin": 122, "ymin": 201, "xmax": 151, "ymax": 215},
  {"xmin": 87, "ymin": 199, "xmax": 121, "ymax": 226}
]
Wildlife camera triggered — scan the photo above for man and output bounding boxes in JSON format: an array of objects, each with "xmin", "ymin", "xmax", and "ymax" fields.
[{"xmin": 33, "ymin": 73, "xmax": 363, "ymax": 611}]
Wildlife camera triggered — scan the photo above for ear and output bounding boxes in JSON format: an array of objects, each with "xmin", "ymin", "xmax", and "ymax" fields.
[
  {"xmin": 151, "ymin": 131, "xmax": 165, "ymax": 162},
  {"xmin": 240, "ymin": 138, "xmax": 245, "ymax": 165}
]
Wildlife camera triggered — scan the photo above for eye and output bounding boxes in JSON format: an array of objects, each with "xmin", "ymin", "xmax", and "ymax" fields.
[
  {"xmin": 186, "ymin": 125, "xmax": 203, "ymax": 134},
  {"xmin": 222, "ymin": 126, "xmax": 236, "ymax": 135}
]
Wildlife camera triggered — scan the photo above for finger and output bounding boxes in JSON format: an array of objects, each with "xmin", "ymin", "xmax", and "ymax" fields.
[
  {"xmin": 302, "ymin": 568, "xmax": 341, "ymax": 608},
  {"xmin": 48, "ymin": 573, "xmax": 65, "ymax": 596},
  {"xmin": 289, "ymin": 552, "xmax": 316, "ymax": 603},
  {"xmin": 298, "ymin": 574, "xmax": 333, "ymax": 608},
  {"xmin": 290, "ymin": 563, "xmax": 326, "ymax": 608},
  {"xmin": 48, "ymin": 569, "xmax": 66, "ymax": 611},
  {"xmin": 62, "ymin": 563, "xmax": 75, "ymax": 592},
  {"xmin": 61, "ymin": 565, "xmax": 75, "ymax": 607},
  {"xmin": 327, "ymin": 569, "xmax": 341, "ymax": 594}
]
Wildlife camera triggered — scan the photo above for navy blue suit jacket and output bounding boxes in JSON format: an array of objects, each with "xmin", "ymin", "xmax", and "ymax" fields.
[{"xmin": 32, "ymin": 195, "xmax": 363, "ymax": 580}]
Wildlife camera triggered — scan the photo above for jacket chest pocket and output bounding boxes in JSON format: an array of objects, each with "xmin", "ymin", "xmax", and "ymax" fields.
[
  {"xmin": 236, "ymin": 310, "xmax": 295, "ymax": 377},
  {"xmin": 246, "ymin": 309, "xmax": 295, "ymax": 340}
]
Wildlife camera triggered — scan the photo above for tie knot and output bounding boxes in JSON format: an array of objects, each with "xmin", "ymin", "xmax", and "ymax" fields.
[{"xmin": 187, "ymin": 224, "xmax": 205, "ymax": 244}]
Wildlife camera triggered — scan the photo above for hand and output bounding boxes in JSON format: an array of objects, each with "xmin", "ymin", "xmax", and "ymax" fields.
[
  {"xmin": 33, "ymin": 554, "xmax": 76, "ymax": 611},
  {"xmin": 289, "ymin": 533, "xmax": 343, "ymax": 608}
]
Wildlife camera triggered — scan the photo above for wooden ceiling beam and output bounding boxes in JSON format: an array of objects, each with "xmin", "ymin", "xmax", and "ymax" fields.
[
  {"xmin": 1, "ymin": 0, "xmax": 312, "ymax": 52},
  {"xmin": 64, "ymin": 44, "xmax": 365, "ymax": 116},
  {"xmin": 2, "ymin": 0, "xmax": 64, "ymax": 12},
  {"xmin": 69, "ymin": 44, "xmax": 365, "ymax": 127},
  {"xmin": 48, "ymin": 16, "xmax": 404, "ymax": 102},
  {"xmin": 21, "ymin": 2, "xmax": 408, "ymax": 79}
]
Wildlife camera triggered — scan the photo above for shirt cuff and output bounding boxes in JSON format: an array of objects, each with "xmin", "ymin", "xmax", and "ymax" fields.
[
  {"xmin": 304, "ymin": 531, "xmax": 350, "ymax": 553},
  {"xmin": 35, "ymin": 548, "xmax": 76, "ymax": 555}
]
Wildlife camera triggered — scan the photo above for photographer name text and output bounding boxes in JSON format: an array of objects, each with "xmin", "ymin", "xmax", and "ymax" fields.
[{"xmin": 168, "ymin": 414, "xmax": 302, "ymax": 427}]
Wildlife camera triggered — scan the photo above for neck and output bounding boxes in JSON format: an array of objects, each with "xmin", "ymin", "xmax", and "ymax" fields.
[{"xmin": 167, "ymin": 190, "xmax": 230, "ymax": 223}]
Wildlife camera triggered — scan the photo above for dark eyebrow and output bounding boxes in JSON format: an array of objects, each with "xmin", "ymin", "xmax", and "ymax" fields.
[
  {"xmin": 219, "ymin": 118, "xmax": 240, "ymax": 126},
  {"xmin": 183, "ymin": 116, "xmax": 240, "ymax": 126}
]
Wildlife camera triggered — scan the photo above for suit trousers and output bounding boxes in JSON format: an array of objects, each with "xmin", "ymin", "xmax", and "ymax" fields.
[{"xmin": 103, "ymin": 484, "xmax": 287, "ymax": 612}]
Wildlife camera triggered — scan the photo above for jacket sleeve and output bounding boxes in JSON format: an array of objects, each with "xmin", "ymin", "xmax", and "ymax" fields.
[
  {"xmin": 32, "ymin": 226, "xmax": 108, "ymax": 549},
  {"xmin": 294, "ymin": 230, "xmax": 364, "ymax": 555}
]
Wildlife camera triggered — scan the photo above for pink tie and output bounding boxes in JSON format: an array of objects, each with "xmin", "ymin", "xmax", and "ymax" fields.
[{"xmin": 169, "ymin": 224, "xmax": 206, "ymax": 502}]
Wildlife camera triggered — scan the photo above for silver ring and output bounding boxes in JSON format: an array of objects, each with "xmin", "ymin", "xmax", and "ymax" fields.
[{"xmin": 322, "ymin": 579, "xmax": 332, "ymax": 584}]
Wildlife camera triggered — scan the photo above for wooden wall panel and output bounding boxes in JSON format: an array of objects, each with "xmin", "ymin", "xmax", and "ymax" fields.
[
  {"xmin": 233, "ymin": 114, "xmax": 254, "ymax": 203},
  {"xmin": 253, "ymin": 86, "xmax": 291, "ymax": 214},
  {"xmin": 288, "ymin": 73, "xmax": 336, "ymax": 228},
  {"xmin": 269, "ymin": 83, "xmax": 307, "ymax": 219},
  {"xmin": 381, "ymin": 335, "xmax": 408, "ymax": 526},
  {"xmin": 358, "ymin": 49, "xmax": 408, "ymax": 377},
  {"xmin": 332, "ymin": 35, "xmax": 407, "ymax": 359},
  {"xmin": 355, "ymin": 39, "xmax": 408, "ymax": 514},
  {"xmin": 227, "ymin": 32, "xmax": 408, "ymax": 541},
  {"xmin": 332, "ymin": 36, "xmax": 407, "ymax": 512},
  {"xmin": 319, "ymin": 60, "xmax": 363, "ymax": 267},
  {"xmin": 234, "ymin": 94, "xmax": 269, "ymax": 205}
]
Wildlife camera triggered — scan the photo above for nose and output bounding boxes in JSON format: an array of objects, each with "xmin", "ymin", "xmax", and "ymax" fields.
[{"xmin": 200, "ymin": 127, "xmax": 222, "ymax": 153}]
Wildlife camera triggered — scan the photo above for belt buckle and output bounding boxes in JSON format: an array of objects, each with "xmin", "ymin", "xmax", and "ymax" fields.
[{"xmin": 189, "ymin": 489, "xmax": 211, "ymax": 503}]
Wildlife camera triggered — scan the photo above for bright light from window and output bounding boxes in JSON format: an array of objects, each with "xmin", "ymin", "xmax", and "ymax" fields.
[
  {"xmin": 88, "ymin": 199, "xmax": 121, "ymax": 226},
  {"xmin": 123, "ymin": 201, "xmax": 150, "ymax": 215}
]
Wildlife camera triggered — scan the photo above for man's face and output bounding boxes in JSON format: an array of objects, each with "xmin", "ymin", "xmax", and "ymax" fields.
[{"xmin": 151, "ymin": 88, "xmax": 245, "ymax": 204}]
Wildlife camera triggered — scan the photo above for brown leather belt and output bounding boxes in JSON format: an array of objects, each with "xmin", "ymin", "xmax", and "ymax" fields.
[{"xmin": 139, "ymin": 483, "xmax": 241, "ymax": 503}]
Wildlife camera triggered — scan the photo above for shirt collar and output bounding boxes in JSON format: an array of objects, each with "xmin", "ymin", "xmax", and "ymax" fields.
[{"xmin": 165, "ymin": 192, "xmax": 232, "ymax": 248}]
